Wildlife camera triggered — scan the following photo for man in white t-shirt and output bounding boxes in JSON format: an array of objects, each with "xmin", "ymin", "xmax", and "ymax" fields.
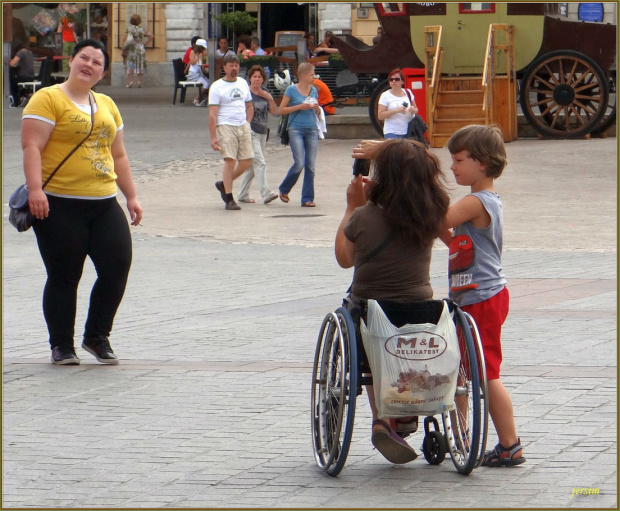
[{"xmin": 208, "ymin": 55, "xmax": 254, "ymax": 210}]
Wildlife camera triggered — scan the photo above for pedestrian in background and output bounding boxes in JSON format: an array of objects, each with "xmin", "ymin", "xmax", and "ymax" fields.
[
  {"xmin": 56, "ymin": 3, "xmax": 79, "ymax": 71},
  {"xmin": 315, "ymin": 31, "xmax": 340, "ymax": 56},
  {"xmin": 278, "ymin": 62, "xmax": 321, "ymax": 207},
  {"xmin": 183, "ymin": 35, "xmax": 201, "ymax": 65},
  {"xmin": 185, "ymin": 38, "xmax": 209, "ymax": 106},
  {"xmin": 21, "ymin": 39, "xmax": 142, "ymax": 365},
  {"xmin": 303, "ymin": 32, "xmax": 316, "ymax": 59},
  {"xmin": 237, "ymin": 65, "xmax": 279, "ymax": 205},
  {"xmin": 373, "ymin": 26, "xmax": 383, "ymax": 45},
  {"xmin": 377, "ymin": 68, "xmax": 418, "ymax": 139},
  {"xmin": 216, "ymin": 37, "xmax": 235, "ymax": 59},
  {"xmin": 236, "ymin": 35, "xmax": 253, "ymax": 57},
  {"xmin": 123, "ymin": 14, "xmax": 153, "ymax": 88},
  {"xmin": 209, "ymin": 55, "xmax": 254, "ymax": 211},
  {"xmin": 9, "ymin": 40, "xmax": 35, "ymax": 107},
  {"xmin": 250, "ymin": 37, "xmax": 270, "ymax": 78},
  {"xmin": 313, "ymin": 75, "xmax": 336, "ymax": 115}
]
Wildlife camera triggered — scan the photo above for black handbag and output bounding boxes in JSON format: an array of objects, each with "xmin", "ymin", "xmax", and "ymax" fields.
[
  {"xmin": 278, "ymin": 111, "xmax": 299, "ymax": 146},
  {"xmin": 278, "ymin": 114, "xmax": 290, "ymax": 146},
  {"xmin": 405, "ymin": 89, "xmax": 428, "ymax": 145},
  {"xmin": 9, "ymin": 93, "xmax": 95, "ymax": 232}
]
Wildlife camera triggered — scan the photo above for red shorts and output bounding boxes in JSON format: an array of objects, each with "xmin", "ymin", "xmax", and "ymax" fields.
[{"xmin": 461, "ymin": 287, "xmax": 509, "ymax": 380}]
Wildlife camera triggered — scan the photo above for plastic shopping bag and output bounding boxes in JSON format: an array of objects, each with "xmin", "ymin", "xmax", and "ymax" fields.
[{"xmin": 360, "ymin": 299, "xmax": 459, "ymax": 419}]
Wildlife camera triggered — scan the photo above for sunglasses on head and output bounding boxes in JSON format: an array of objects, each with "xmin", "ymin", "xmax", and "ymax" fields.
[{"xmin": 389, "ymin": 77, "xmax": 402, "ymax": 82}]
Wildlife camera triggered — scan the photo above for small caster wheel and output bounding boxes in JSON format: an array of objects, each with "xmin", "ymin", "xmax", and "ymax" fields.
[{"xmin": 422, "ymin": 430, "xmax": 447, "ymax": 465}]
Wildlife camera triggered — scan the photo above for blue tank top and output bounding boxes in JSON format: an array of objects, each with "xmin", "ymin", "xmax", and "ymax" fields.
[
  {"xmin": 448, "ymin": 190, "xmax": 506, "ymax": 306},
  {"xmin": 284, "ymin": 84, "xmax": 318, "ymax": 129}
]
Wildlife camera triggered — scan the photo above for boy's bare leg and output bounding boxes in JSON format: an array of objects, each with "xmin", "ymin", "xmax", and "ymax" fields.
[{"xmin": 488, "ymin": 378, "xmax": 522, "ymax": 456}]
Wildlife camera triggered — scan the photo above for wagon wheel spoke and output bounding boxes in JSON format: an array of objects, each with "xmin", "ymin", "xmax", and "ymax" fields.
[
  {"xmin": 550, "ymin": 107, "xmax": 562, "ymax": 128},
  {"xmin": 543, "ymin": 64, "xmax": 560, "ymax": 85},
  {"xmin": 558, "ymin": 59, "xmax": 564, "ymax": 83},
  {"xmin": 566, "ymin": 60, "xmax": 578, "ymax": 84},
  {"xmin": 569, "ymin": 104, "xmax": 587, "ymax": 124},
  {"xmin": 531, "ymin": 97, "xmax": 554, "ymax": 108},
  {"xmin": 564, "ymin": 106, "xmax": 573, "ymax": 129},
  {"xmin": 573, "ymin": 99, "xmax": 597, "ymax": 116},
  {"xmin": 570, "ymin": 70, "xmax": 588, "ymax": 89},
  {"xmin": 574, "ymin": 82, "xmax": 599, "ymax": 94},
  {"xmin": 539, "ymin": 102, "xmax": 557, "ymax": 118},
  {"xmin": 532, "ymin": 73, "xmax": 556, "ymax": 91}
]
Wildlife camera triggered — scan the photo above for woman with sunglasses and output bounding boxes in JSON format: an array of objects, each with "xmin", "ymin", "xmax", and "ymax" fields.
[{"xmin": 377, "ymin": 68, "xmax": 418, "ymax": 139}]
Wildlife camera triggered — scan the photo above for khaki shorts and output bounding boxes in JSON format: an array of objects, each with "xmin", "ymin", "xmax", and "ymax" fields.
[{"xmin": 216, "ymin": 123, "xmax": 254, "ymax": 161}]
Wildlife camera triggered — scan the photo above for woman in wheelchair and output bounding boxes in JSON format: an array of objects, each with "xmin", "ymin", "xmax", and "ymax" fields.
[{"xmin": 335, "ymin": 139, "xmax": 450, "ymax": 464}]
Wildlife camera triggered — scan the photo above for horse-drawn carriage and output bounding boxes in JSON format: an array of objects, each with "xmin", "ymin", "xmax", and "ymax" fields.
[{"xmin": 332, "ymin": 3, "xmax": 616, "ymax": 141}]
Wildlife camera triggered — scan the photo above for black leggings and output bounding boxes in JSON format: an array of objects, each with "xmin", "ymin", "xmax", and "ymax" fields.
[{"xmin": 33, "ymin": 195, "xmax": 132, "ymax": 349}]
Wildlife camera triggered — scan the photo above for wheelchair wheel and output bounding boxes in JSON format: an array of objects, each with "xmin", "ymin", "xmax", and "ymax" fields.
[
  {"xmin": 311, "ymin": 307, "xmax": 358, "ymax": 477},
  {"xmin": 442, "ymin": 306, "xmax": 483, "ymax": 475},
  {"xmin": 422, "ymin": 431, "xmax": 447, "ymax": 465},
  {"xmin": 462, "ymin": 311, "xmax": 489, "ymax": 467}
]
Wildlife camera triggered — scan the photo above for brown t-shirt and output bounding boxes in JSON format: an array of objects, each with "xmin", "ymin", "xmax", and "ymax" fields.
[{"xmin": 343, "ymin": 203, "xmax": 433, "ymax": 301}]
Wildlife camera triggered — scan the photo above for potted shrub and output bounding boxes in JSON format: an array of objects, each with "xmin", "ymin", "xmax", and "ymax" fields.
[
  {"xmin": 239, "ymin": 53, "xmax": 278, "ymax": 70},
  {"xmin": 328, "ymin": 53, "xmax": 347, "ymax": 69},
  {"xmin": 214, "ymin": 11, "xmax": 257, "ymax": 35}
]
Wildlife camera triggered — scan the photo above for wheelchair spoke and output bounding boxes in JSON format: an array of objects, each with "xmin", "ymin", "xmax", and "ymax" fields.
[{"xmin": 311, "ymin": 308, "xmax": 358, "ymax": 476}]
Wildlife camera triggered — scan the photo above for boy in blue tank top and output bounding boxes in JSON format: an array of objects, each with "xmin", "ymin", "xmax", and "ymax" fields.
[{"xmin": 440, "ymin": 124, "xmax": 525, "ymax": 467}]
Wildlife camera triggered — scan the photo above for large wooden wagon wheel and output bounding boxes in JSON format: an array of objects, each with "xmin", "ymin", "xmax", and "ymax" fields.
[
  {"xmin": 520, "ymin": 50, "xmax": 609, "ymax": 137},
  {"xmin": 368, "ymin": 78, "xmax": 390, "ymax": 137},
  {"xmin": 591, "ymin": 70, "xmax": 616, "ymax": 137}
]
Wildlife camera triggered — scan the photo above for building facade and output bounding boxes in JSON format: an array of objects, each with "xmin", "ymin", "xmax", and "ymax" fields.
[{"xmin": 3, "ymin": 3, "xmax": 616, "ymax": 89}]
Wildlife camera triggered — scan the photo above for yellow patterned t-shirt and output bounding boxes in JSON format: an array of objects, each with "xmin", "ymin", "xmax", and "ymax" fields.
[{"xmin": 23, "ymin": 85, "xmax": 123, "ymax": 197}]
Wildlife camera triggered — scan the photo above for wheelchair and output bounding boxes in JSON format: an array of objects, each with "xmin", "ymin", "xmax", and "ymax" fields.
[{"xmin": 310, "ymin": 298, "xmax": 489, "ymax": 477}]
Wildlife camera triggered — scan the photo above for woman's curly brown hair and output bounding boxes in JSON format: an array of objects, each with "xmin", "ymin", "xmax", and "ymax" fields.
[{"xmin": 368, "ymin": 139, "xmax": 450, "ymax": 247}]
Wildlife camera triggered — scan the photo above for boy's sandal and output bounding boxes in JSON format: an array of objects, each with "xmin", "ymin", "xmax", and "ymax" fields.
[
  {"xmin": 371, "ymin": 419, "xmax": 418, "ymax": 465},
  {"xmin": 482, "ymin": 438, "xmax": 526, "ymax": 467}
]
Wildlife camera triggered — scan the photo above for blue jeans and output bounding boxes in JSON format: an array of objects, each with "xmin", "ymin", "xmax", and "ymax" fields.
[
  {"xmin": 279, "ymin": 126, "xmax": 318, "ymax": 204},
  {"xmin": 384, "ymin": 133, "xmax": 407, "ymax": 139}
]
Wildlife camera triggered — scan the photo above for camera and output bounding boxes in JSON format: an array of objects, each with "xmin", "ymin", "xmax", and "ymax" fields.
[{"xmin": 352, "ymin": 158, "xmax": 371, "ymax": 177}]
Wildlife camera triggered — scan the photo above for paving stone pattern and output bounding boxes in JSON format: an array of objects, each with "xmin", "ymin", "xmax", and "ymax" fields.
[{"xmin": 2, "ymin": 87, "xmax": 616, "ymax": 509}]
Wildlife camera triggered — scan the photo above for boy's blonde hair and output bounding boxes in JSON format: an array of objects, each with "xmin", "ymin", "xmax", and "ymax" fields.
[{"xmin": 447, "ymin": 125, "xmax": 507, "ymax": 178}]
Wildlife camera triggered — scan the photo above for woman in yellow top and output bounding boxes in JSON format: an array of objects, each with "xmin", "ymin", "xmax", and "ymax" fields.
[{"xmin": 22, "ymin": 39, "xmax": 143, "ymax": 366}]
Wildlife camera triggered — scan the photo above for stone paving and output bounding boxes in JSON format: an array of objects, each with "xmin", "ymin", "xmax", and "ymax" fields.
[{"xmin": 2, "ymin": 87, "xmax": 617, "ymax": 509}]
